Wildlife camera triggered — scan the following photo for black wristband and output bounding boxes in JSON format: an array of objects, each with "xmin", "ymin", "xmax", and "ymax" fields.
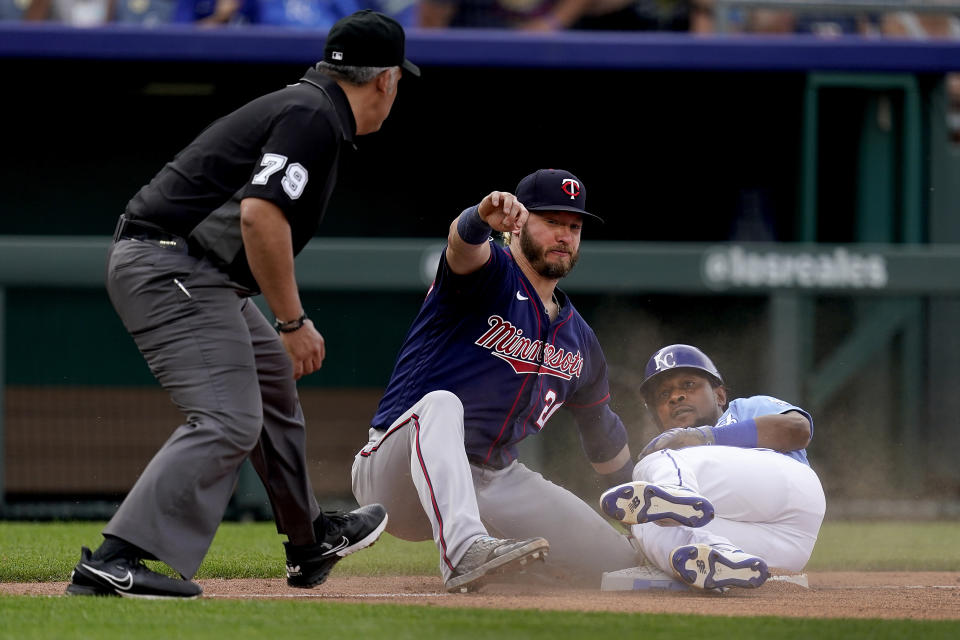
[
  {"xmin": 456, "ymin": 205, "xmax": 492, "ymax": 244},
  {"xmin": 275, "ymin": 313, "xmax": 307, "ymax": 333}
]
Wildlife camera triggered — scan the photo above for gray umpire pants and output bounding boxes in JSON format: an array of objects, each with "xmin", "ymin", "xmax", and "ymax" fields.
[{"xmin": 102, "ymin": 237, "xmax": 321, "ymax": 579}]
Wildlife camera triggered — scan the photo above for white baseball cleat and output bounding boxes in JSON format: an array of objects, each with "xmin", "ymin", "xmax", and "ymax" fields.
[
  {"xmin": 600, "ymin": 481, "xmax": 715, "ymax": 527},
  {"xmin": 670, "ymin": 543, "xmax": 769, "ymax": 591}
]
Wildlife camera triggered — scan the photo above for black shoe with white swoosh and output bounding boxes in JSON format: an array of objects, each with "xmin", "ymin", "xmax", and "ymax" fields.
[
  {"xmin": 284, "ymin": 504, "xmax": 388, "ymax": 588},
  {"xmin": 65, "ymin": 546, "xmax": 203, "ymax": 599}
]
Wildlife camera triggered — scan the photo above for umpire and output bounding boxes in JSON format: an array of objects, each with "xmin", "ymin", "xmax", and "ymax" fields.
[{"xmin": 66, "ymin": 10, "xmax": 418, "ymax": 599}]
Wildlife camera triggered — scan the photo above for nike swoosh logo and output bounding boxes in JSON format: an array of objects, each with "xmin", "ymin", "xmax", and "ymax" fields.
[
  {"xmin": 321, "ymin": 536, "xmax": 351, "ymax": 557},
  {"xmin": 516, "ymin": 292, "xmax": 528, "ymax": 301},
  {"xmin": 82, "ymin": 563, "xmax": 134, "ymax": 591}
]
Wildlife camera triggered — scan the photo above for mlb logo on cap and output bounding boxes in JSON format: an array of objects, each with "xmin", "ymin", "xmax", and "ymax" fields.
[{"xmin": 323, "ymin": 10, "xmax": 421, "ymax": 77}]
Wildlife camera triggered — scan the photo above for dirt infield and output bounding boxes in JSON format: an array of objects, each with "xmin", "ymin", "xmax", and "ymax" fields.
[{"xmin": 4, "ymin": 572, "xmax": 959, "ymax": 620}]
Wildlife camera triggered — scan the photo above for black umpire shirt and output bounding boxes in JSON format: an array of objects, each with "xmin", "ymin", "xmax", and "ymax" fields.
[{"xmin": 125, "ymin": 68, "xmax": 356, "ymax": 292}]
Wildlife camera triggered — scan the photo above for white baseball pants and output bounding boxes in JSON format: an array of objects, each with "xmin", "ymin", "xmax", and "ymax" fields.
[{"xmin": 631, "ymin": 446, "xmax": 826, "ymax": 573}]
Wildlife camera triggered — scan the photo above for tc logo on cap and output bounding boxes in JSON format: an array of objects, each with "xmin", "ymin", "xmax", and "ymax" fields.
[
  {"xmin": 332, "ymin": 51, "xmax": 343, "ymax": 60},
  {"xmin": 561, "ymin": 178, "xmax": 581, "ymax": 199}
]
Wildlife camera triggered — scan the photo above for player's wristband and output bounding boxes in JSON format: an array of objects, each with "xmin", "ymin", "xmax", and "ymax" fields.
[
  {"xmin": 711, "ymin": 418, "xmax": 758, "ymax": 448},
  {"xmin": 456, "ymin": 205, "xmax": 491, "ymax": 244},
  {"xmin": 275, "ymin": 313, "xmax": 307, "ymax": 333}
]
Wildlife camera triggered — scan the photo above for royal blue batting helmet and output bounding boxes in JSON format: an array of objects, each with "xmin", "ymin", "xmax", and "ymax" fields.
[{"xmin": 638, "ymin": 344, "xmax": 723, "ymax": 400}]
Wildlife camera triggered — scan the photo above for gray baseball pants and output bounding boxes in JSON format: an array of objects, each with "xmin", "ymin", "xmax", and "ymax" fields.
[
  {"xmin": 103, "ymin": 237, "xmax": 321, "ymax": 578},
  {"xmin": 352, "ymin": 390, "xmax": 640, "ymax": 586}
]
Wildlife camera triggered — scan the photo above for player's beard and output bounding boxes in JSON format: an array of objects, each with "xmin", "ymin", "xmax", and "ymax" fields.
[{"xmin": 519, "ymin": 229, "xmax": 579, "ymax": 279}]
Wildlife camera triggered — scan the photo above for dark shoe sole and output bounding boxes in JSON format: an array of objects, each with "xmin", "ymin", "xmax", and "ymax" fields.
[
  {"xmin": 65, "ymin": 582, "xmax": 116, "ymax": 597},
  {"xmin": 66, "ymin": 577, "xmax": 202, "ymax": 600}
]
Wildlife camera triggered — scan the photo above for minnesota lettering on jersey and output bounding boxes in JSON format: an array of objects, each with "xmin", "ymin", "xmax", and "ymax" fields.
[{"xmin": 475, "ymin": 315, "xmax": 583, "ymax": 380}]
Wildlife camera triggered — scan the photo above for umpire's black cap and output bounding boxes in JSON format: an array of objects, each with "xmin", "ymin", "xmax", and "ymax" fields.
[
  {"xmin": 324, "ymin": 10, "xmax": 420, "ymax": 77},
  {"xmin": 515, "ymin": 169, "xmax": 603, "ymax": 223}
]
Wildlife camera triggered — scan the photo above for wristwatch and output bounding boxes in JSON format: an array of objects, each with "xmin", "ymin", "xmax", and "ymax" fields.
[{"xmin": 274, "ymin": 313, "xmax": 307, "ymax": 333}]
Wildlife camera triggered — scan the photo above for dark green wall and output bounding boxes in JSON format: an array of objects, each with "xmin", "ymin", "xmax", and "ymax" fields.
[
  {"xmin": 1, "ymin": 58, "xmax": 811, "ymax": 386},
  {"xmin": 3, "ymin": 59, "xmax": 807, "ymax": 243},
  {"xmin": 4, "ymin": 289, "xmax": 425, "ymax": 387}
]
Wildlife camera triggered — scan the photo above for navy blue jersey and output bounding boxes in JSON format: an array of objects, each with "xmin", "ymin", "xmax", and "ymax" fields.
[{"xmin": 372, "ymin": 239, "xmax": 627, "ymax": 469}]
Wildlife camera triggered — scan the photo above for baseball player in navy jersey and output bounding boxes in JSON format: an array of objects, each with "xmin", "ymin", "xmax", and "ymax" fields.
[
  {"xmin": 352, "ymin": 169, "xmax": 711, "ymax": 592},
  {"xmin": 601, "ymin": 344, "xmax": 826, "ymax": 591},
  {"xmin": 65, "ymin": 11, "xmax": 417, "ymax": 599}
]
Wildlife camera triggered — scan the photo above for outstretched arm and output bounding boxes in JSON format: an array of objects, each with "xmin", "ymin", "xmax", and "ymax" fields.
[
  {"xmin": 446, "ymin": 191, "xmax": 528, "ymax": 275},
  {"xmin": 569, "ymin": 402, "xmax": 633, "ymax": 487},
  {"xmin": 592, "ymin": 444, "xmax": 633, "ymax": 487}
]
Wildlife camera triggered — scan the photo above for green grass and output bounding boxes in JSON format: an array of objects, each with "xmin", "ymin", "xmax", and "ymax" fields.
[
  {"xmin": 2, "ymin": 520, "xmax": 959, "ymax": 582},
  {"xmin": 0, "ymin": 598, "xmax": 957, "ymax": 640},
  {"xmin": 2, "ymin": 520, "xmax": 959, "ymax": 639},
  {"xmin": 806, "ymin": 521, "xmax": 960, "ymax": 571},
  {"xmin": 0, "ymin": 521, "xmax": 440, "ymax": 582}
]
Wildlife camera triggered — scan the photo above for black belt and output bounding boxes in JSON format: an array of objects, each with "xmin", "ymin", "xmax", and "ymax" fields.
[{"xmin": 114, "ymin": 215, "xmax": 200, "ymax": 256}]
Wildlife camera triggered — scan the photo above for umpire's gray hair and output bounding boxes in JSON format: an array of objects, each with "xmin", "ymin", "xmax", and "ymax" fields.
[{"xmin": 315, "ymin": 62, "xmax": 396, "ymax": 86}]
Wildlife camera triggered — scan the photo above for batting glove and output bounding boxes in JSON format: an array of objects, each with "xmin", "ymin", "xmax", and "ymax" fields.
[{"xmin": 638, "ymin": 426, "xmax": 715, "ymax": 459}]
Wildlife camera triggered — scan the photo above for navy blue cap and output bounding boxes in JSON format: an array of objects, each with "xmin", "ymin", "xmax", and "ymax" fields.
[
  {"xmin": 515, "ymin": 169, "xmax": 602, "ymax": 223},
  {"xmin": 324, "ymin": 10, "xmax": 420, "ymax": 78}
]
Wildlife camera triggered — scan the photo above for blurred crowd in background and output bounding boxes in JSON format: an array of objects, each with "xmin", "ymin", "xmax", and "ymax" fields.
[
  {"xmin": 1, "ymin": 0, "xmax": 957, "ymax": 143},
  {"xmin": 0, "ymin": 0, "xmax": 956, "ymax": 39}
]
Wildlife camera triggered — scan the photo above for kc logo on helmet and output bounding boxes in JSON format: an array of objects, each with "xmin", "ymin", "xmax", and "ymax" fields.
[
  {"xmin": 653, "ymin": 349, "xmax": 676, "ymax": 371},
  {"xmin": 561, "ymin": 179, "xmax": 580, "ymax": 199}
]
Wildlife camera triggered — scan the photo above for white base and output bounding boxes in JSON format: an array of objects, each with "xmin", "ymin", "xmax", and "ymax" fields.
[
  {"xmin": 768, "ymin": 573, "xmax": 809, "ymax": 588},
  {"xmin": 600, "ymin": 566, "xmax": 690, "ymax": 592}
]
